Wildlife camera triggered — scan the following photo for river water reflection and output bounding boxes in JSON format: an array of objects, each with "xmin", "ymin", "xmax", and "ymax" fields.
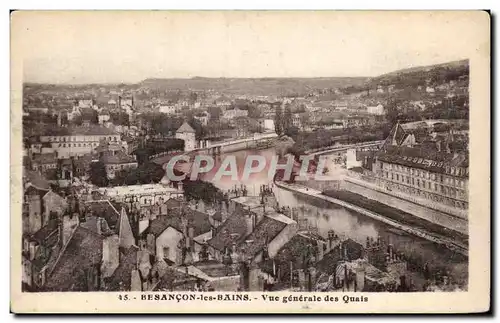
[{"xmin": 200, "ymin": 147, "xmax": 468, "ymax": 287}]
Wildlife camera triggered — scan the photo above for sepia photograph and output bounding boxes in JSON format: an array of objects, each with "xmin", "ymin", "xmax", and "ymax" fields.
[{"xmin": 10, "ymin": 10, "xmax": 490, "ymax": 313}]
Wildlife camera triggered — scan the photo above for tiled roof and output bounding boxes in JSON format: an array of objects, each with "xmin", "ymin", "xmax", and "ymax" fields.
[
  {"xmin": 31, "ymin": 218, "xmax": 59, "ymax": 244},
  {"xmin": 164, "ymin": 198, "xmax": 183, "ymax": 211},
  {"xmin": 176, "ymin": 122, "xmax": 195, "ymax": 134},
  {"xmin": 60, "ymin": 158, "xmax": 73, "ymax": 166},
  {"xmin": 84, "ymin": 200, "xmax": 121, "ymax": 232},
  {"xmin": 238, "ymin": 216, "xmax": 286, "ymax": 259},
  {"xmin": 100, "ymin": 151, "xmax": 137, "ymax": 165},
  {"xmin": 207, "ymin": 209, "xmax": 252, "ymax": 252},
  {"xmin": 152, "ymin": 268, "xmax": 203, "ymax": 291},
  {"xmin": 30, "ymin": 220, "xmax": 60, "ymax": 270},
  {"xmin": 24, "ymin": 170, "xmax": 50, "ymax": 191},
  {"xmin": 383, "ymin": 123, "xmax": 407, "ymax": 147},
  {"xmin": 146, "ymin": 214, "xmax": 184, "ymax": 237},
  {"xmin": 95, "ymin": 142, "xmax": 123, "ymax": 153},
  {"xmin": 144, "ymin": 207, "xmax": 211, "ymax": 238},
  {"xmin": 212, "ymin": 211, "xmax": 223, "ymax": 222},
  {"xmin": 42, "ymin": 190, "xmax": 67, "ymax": 210},
  {"xmin": 44, "ymin": 226, "xmax": 104, "ymax": 291},
  {"xmin": 377, "ymin": 145, "xmax": 468, "ymax": 177},
  {"xmin": 315, "ymin": 239, "xmax": 364, "ymax": 275},
  {"xmin": 259, "ymin": 234, "xmax": 318, "ymax": 276}
]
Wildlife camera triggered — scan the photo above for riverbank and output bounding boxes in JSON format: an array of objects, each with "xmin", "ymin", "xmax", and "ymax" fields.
[
  {"xmin": 322, "ymin": 189, "xmax": 468, "ymax": 245},
  {"xmin": 275, "ymin": 181, "xmax": 468, "ymax": 256}
]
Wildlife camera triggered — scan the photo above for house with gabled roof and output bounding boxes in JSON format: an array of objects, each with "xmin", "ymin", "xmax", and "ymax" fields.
[
  {"xmin": 23, "ymin": 199, "xmax": 138, "ymax": 292},
  {"xmin": 175, "ymin": 121, "xmax": 196, "ymax": 152}
]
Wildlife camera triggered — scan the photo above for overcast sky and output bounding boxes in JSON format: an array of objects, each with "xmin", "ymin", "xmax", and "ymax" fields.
[{"xmin": 12, "ymin": 11, "xmax": 484, "ymax": 84}]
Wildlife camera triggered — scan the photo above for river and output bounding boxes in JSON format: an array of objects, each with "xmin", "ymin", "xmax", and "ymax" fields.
[{"xmin": 195, "ymin": 147, "xmax": 468, "ymax": 288}]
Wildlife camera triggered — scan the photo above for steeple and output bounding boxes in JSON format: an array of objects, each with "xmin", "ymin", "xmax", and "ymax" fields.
[{"xmin": 118, "ymin": 207, "xmax": 135, "ymax": 249}]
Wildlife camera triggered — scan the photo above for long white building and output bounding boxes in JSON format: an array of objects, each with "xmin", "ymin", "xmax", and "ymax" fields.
[{"xmin": 38, "ymin": 126, "xmax": 120, "ymax": 159}]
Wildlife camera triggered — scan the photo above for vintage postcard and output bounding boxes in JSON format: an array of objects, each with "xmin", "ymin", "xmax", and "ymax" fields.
[{"xmin": 10, "ymin": 10, "xmax": 490, "ymax": 313}]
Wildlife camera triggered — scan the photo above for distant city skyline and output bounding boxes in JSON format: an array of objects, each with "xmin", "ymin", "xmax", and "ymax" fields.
[{"xmin": 14, "ymin": 11, "xmax": 479, "ymax": 84}]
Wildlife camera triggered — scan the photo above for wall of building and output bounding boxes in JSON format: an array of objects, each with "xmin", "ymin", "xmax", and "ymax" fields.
[
  {"xmin": 22, "ymin": 257, "xmax": 32, "ymax": 287},
  {"xmin": 156, "ymin": 227, "xmax": 184, "ymax": 264},
  {"xmin": 176, "ymin": 132, "xmax": 196, "ymax": 152},
  {"xmin": 375, "ymin": 160, "xmax": 468, "ymax": 207},
  {"xmin": 342, "ymin": 179, "xmax": 468, "ymax": 235},
  {"xmin": 40, "ymin": 134, "xmax": 120, "ymax": 159},
  {"xmin": 346, "ymin": 149, "xmax": 362, "ymax": 169}
]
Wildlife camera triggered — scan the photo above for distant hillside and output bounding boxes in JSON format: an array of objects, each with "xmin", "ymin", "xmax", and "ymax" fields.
[
  {"xmin": 139, "ymin": 77, "xmax": 368, "ymax": 96},
  {"xmin": 368, "ymin": 59, "xmax": 469, "ymax": 87},
  {"xmin": 340, "ymin": 59, "xmax": 469, "ymax": 95}
]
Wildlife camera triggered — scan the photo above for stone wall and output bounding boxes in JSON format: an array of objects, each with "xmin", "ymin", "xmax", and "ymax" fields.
[
  {"xmin": 342, "ymin": 180, "xmax": 468, "ymax": 235},
  {"xmin": 300, "ymin": 179, "xmax": 341, "ymax": 192}
]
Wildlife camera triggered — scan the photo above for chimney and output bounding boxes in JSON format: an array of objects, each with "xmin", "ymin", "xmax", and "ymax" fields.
[
  {"xmin": 182, "ymin": 217, "xmax": 188, "ymax": 244},
  {"xmin": 317, "ymin": 240, "xmax": 324, "ymax": 261},
  {"xmin": 388, "ymin": 244, "xmax": 394, "ymax": 262},
  {"xmin": 245, "ymin": 213, "xmax": 255, "ymax": 237},
  {"xmin": 355, "ymin": 261, "xmax": 366, "ymax": 292},
  {"xmin": 60, "ymin": 213, "xmax": 79, "ymax": 247},
  {"xmin": 137, "ymin": 249, "xmax": 152, "ymax": 282},
  {"xmin": 188, "ymin": 226, "xmax": 195, "ymax": 251},
  {"xmin": 96, "ymin": 217, "xmax": 102, "ymax": 235},
  {"xmin": 146, "ymin": 233, "xmax": 156, "ymax": 255}
]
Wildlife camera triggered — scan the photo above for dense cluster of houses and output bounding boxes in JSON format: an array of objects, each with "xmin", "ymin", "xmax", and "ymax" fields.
[{"xmin": 21, "ymin": 165, "xmax": 457, "ymax": 293}]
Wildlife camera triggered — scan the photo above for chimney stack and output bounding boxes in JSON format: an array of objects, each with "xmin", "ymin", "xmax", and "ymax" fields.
[
  {"xmin": 188, "ymin": 226, "xmax": 195, "ymax": 250},
  {"xmin": 60, "ymin": 213, "xmax": 80, "ymax": 247},
  {"xmin": 245, "ymin": 213, "xmax": 255, "ymax": 237},
  {"xmin": 317, "ymin": 240, "xmax": 324, "ymax": 262},
  {"xmin": 388, "ymin": 244, "xmax": 394, "ymax": 262}
]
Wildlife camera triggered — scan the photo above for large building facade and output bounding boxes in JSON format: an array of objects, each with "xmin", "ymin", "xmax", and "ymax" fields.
[
  {"xmin": 38, "ymin": 126, "xmax": 120, "ymax": 159},
  {"xmin": 371, "ymin": 122, "xmax": 469, "ymax": 211}
]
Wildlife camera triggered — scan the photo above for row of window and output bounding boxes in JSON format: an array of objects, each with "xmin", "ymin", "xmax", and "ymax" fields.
[
  {"xmin": 106, "ymin": 164, "xmax": 137, "ymax": 171},
  {"xmin": 384, "ymin": 181, "xmax": 468, "ymax": 210},
  {"xmin": 382, "ymin": 162, "xmax": 466, "ymax": 188},
  {"xmin": 44, "ymin": 135, "xmax": 119, "ymax": 142},
  {"xmin": 32, "ymin": 164, "xmax": 56, "ymax": 171},
  {"xmin": 382, "ymin": 171, "xmax": 467, "ymax": 200},
  {"xmin": 57, "ymin": 142, "xmax": 98, "ymax": 148}
]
